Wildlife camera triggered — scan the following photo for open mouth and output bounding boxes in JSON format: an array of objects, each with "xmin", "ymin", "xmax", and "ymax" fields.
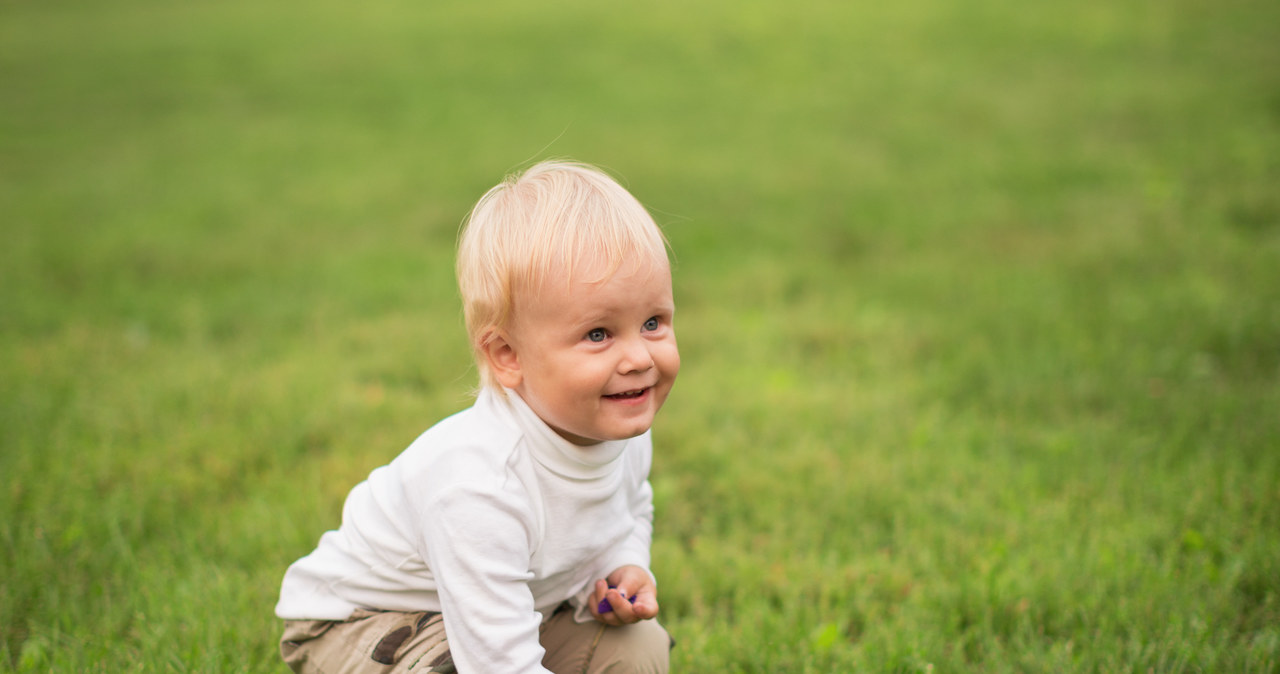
[{"xmin": 605, "ymin": 387, "xmax": 649, "ymax": 400}]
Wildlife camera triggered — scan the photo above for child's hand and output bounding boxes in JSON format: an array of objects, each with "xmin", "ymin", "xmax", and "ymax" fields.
[{"xmin": 590, "ymin": 565, "xmax": 659, "ymax": 626}]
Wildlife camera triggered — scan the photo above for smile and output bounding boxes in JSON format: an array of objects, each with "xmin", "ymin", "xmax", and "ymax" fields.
[{"xmin": 604, "ymin": 387, "xmax": 649, "ymax": 400}]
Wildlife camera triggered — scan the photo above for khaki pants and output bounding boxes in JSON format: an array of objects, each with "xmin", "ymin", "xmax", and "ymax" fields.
[{"xmin": 280, "ymin": 604, "xmax": 670, "ymax": 673}]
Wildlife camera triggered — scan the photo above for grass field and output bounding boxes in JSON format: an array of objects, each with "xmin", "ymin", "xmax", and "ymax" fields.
[{"xmin": 3, "ymin": 0, "xmax": 1278, "ymax": 670}]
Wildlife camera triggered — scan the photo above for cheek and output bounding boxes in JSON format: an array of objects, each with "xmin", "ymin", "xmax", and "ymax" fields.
[
  {"xmin": 657, "ymin": 342, "xmax": 681, "ymax": 377},
  {"xmin": 544, "ymin": 362, "xmax": 608, "ymax": 399}
]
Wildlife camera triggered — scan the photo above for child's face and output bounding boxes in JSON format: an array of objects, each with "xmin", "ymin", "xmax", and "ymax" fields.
[{"xmin": 499, "ymin": 257, "xmax": 680, "ymax": 445}]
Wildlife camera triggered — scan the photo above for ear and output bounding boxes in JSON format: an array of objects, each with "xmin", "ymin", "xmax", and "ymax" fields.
[{"xmin": 481, "ymin": 328, "xmax": 523, "ymax": 389}]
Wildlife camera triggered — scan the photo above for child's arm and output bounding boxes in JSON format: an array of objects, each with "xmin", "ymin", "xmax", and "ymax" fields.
[
  {"xmin": 420, "ymin": 483, "xmax": 553, "ymax": 673},
  {"xmin": 589, "ymin": 437, "xmax": 660, "ymax": 626},
  {"xmin": 590, "ymin": 564, "xmax": 660, "ymax": 626}
]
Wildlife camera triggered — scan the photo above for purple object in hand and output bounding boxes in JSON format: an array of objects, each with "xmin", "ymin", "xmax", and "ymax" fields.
[{"xmin": 597, "ymin": 587, "xmax": 638, "ymax": 614}]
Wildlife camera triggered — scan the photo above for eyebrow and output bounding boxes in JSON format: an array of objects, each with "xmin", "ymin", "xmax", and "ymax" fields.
[{"xmin": 568, "ymin": 303, "xmax": 672, "ymax": 330}]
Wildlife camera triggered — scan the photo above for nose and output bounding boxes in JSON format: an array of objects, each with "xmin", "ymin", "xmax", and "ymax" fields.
[{"xmin": 617, "ymin": 336, "xmax": 655, "ymax": 374}]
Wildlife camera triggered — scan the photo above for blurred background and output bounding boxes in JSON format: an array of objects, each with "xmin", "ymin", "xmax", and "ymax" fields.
[{"xmin": 2, "ymin": 0, "xmax": 1277, "ymax": 670}]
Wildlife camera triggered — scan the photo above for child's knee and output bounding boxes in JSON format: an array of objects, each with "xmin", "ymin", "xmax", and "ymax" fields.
[{"xmin": 589, "ymin": 619, "xmax": 671, "ymax": 673}]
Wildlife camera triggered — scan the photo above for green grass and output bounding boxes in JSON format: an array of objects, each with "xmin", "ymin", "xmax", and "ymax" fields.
[{"xmin": 3, "ymin": 0, "xmax": 1278, "ymax": 670}]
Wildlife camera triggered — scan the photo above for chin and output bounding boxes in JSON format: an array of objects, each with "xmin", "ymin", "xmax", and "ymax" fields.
[{"xmin": 612, "ymin": 421, "xmax": 655, "ymax": 441}]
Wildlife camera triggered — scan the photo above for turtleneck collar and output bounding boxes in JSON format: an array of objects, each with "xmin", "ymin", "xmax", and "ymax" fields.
[{"xmin": 480, "ymin": 387, "xmax": 628, "ymax": 480}]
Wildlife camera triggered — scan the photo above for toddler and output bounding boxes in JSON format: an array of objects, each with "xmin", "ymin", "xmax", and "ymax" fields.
[{"xmin": 275, "ymin": 160, "xmax": 679, "ymax": 673}]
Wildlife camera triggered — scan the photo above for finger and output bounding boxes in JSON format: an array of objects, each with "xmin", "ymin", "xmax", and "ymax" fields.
[
  {"xmin": 605, "ymin": 588, "xmax": 639, "ymax": 624},
  {"xmin": 631, "ymin": 592, "xmax": 660, "ymax": 620},
  {"xmin": 593, "ymin": 582, "xmax": 635, "ymax": 625},
  {"xmin": 627, "ymin": 583, "xmax": 657, "ymax": 618},
  {"xmin": 590, "ymin": 580, "xmax": 611, "ymax": 621},
  {"xmin": 596, "ymin": 592, "xmax": 625, "ymax": 626},
  {"xmin": 594, "ymin": 582, "xmax": 623, "ymax": 614}
]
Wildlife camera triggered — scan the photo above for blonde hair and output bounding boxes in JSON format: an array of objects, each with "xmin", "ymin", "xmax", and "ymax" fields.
[{"xmin": 456, "ymin": 160, "xmax": 670, "ymax": 391}]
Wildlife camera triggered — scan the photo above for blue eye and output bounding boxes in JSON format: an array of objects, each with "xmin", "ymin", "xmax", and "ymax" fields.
[
  {"xmin": 586, "ymin": 328, "xmax": 607, "ymax": 342},
  {"xmin": 643, "ymin": 317, "xmax": 660, "ymax": 331}
]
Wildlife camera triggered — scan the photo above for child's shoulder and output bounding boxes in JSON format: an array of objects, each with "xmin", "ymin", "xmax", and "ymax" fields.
[{"xmin": 390, "ymin": 396, "xmax": 523, "ymax": 483}]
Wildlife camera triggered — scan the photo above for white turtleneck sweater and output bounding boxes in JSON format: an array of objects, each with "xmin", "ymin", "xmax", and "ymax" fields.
[{"xmin": 274, "ymin": 387, "xmax": 655, "ymax": 673}]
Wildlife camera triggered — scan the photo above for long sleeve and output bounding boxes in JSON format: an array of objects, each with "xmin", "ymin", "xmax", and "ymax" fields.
[{"xmin": 420, "ymin": 480, "xmax": 553, "ymax": 673}]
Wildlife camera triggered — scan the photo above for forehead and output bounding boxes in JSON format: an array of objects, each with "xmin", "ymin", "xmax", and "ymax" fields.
[{"xmin": 516, "ymin": 255, "xmax": 673, "ymax": 318}]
